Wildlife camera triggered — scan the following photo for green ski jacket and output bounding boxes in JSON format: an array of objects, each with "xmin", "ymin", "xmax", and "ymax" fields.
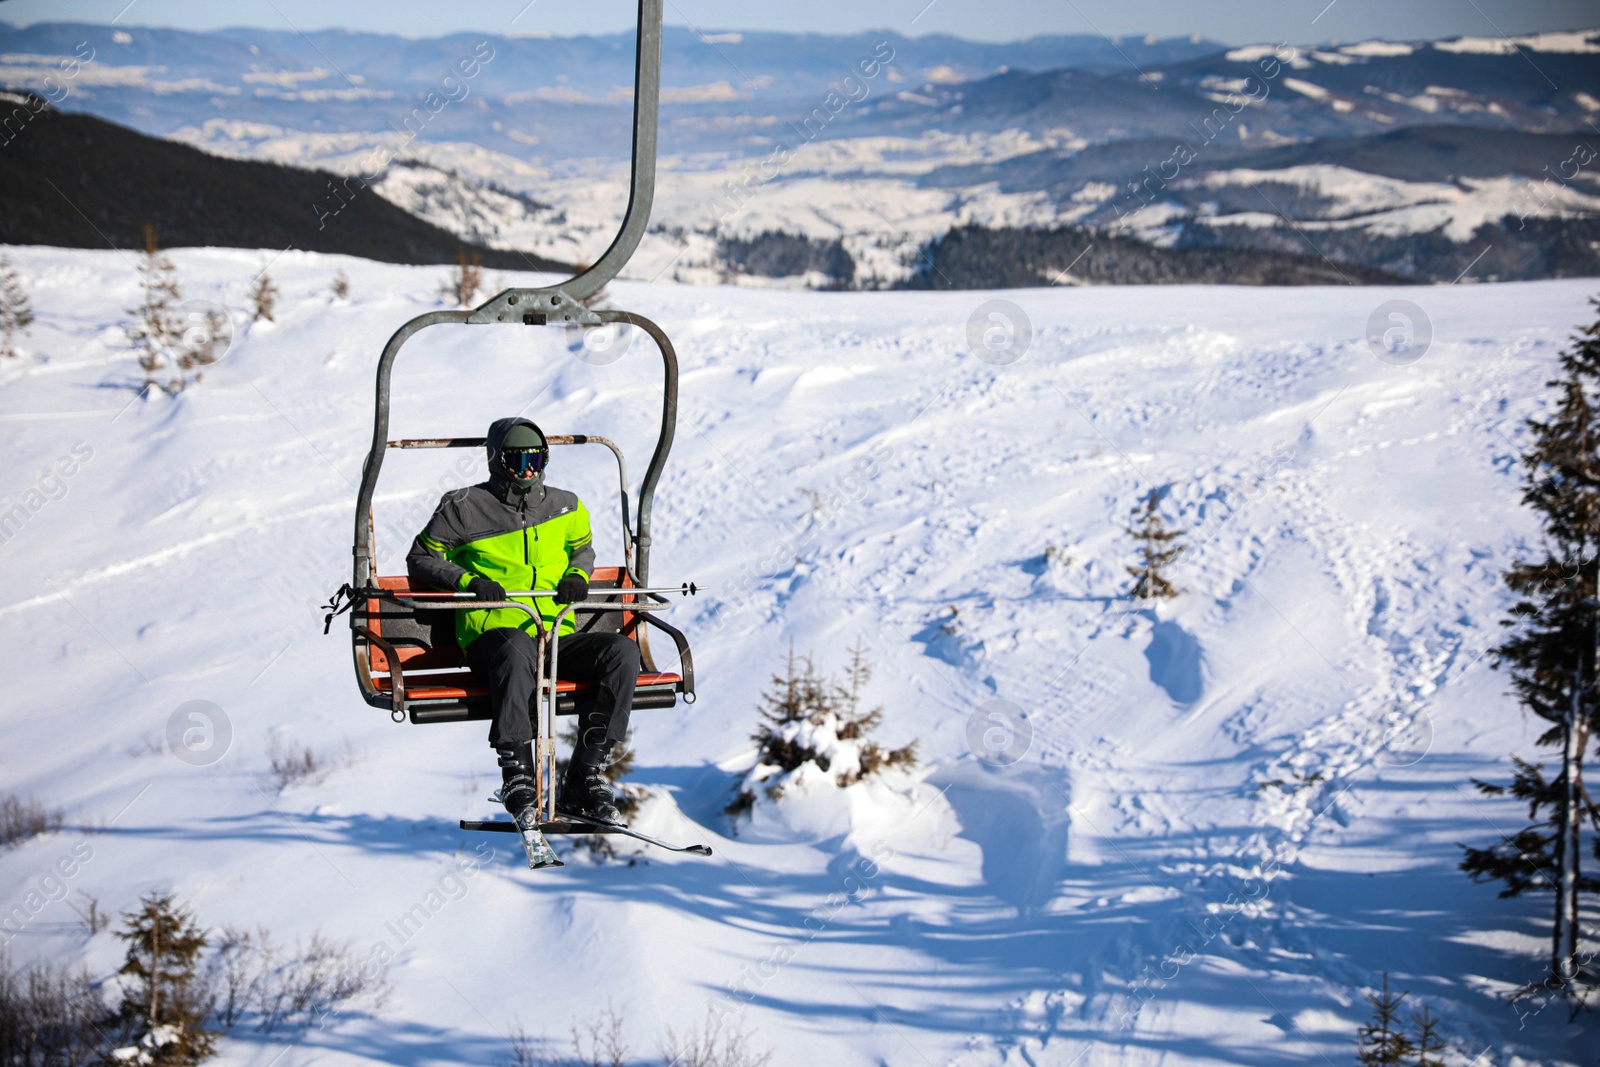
[{"xmin": 406, "ymin": 475, "xmax": 595, "ymax": 648}]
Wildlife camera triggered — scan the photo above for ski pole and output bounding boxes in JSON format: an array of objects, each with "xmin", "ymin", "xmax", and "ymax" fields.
[{"xmin": 390, "ymin": 583, "xmax": 699, "ymax": 599}]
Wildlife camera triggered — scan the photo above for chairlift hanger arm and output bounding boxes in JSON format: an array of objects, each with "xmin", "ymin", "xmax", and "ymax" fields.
[
  {"xmin": 352, "ymin": 0, "xmax": 672, "ymax": 593},
  {"xmin": 556, "ymin": 0, "xmax": 660, "ymax": 303},
  {"xmin": 484, "ymin": 0, "xmax": 661, "ymax": 310}
]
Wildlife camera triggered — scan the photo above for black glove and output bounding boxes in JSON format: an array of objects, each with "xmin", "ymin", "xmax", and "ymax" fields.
[
  {"xmin": 467, "ymin": 577, "xmax": 507, "ymax": 602},
  {"xmin": 554, "ymin": 573, "xmax": 589, "ymax": 605}
]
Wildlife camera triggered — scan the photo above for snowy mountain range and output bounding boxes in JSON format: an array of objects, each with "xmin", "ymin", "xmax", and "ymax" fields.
[
  {"xmin": 0, "ymin": 245, "xmax": 1594, "ymax": 1065},
  {"xmin": 2, "ymin": 20, "xmax": 1599, "ymax": 284}
]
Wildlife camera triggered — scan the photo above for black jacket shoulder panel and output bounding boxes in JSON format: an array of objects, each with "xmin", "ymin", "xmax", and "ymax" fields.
[{"xmin": 531, "ymin": 485, "xmax": 581, "ymax": 524}]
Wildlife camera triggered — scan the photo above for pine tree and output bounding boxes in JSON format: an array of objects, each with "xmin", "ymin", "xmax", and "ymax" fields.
[
  {"xmin": 837, "ymin": 637, "xmax": 917, "ymax": 783},
  {"xmin": 1125, "ymin": 487, "xmax": 1185, "ymax": 599},
  {"xmin": 249, "ymin": 271, "xmax": 278, "ymax": 323},
  {"xmin": 441, "ymin": 250, "xmax": 483, "ymax": 307},
  {"xmin": 111, "ymin": 892, "xmax": 217, "ymax": 1066},
  {"xmin": 127, "ymin": 224, "xmax": 182, "ymax": 394},
  {"xmin": 1410, "ymin": 1006, "xmax": 1447, "ymax": 1067},
  {"xmin": 172, "ymin": 302, "xmax": 230, "ymax": 384},
  {"xmin": 745, "ymin": 643, "xmax": 834, "ymax": 776},
  {"xmin": 0, "ymin": 256, "xmax": 35, "ymax": 359},
  {"xmin": 727, "ymin": 641, "xmax": 915, "ymax": 815},
  {"xmin": 1460, "ymin": 296, "xmax": 1600, "ymax": 990},
  {"xmin": 1356, "ymin": 974, "xmax": 1416, "ymax": 1065}
]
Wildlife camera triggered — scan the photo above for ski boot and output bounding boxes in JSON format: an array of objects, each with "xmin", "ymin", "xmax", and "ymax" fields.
[
  {"xmin": 556, "ymin": 740, "xmax": 620, "ymax": 825},
  {"xmin": 495, "ymin": 742, "xmax": 562, "ymax": 869}
]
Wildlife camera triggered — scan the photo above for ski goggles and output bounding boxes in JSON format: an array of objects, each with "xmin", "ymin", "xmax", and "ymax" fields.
[{"xmin": 501, "ymin": 447, "xmax": 549, "ymax": 476}]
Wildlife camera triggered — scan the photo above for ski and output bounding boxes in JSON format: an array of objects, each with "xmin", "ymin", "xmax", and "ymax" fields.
[
  {"xmin": 462, "ymin": 818, "xmax": 622, "ymax": 835},
  {"xmin": 555, "ymin": 811, "xmax": 714, "ymax": 857},
  {"xmin": 512, "ymin": 808, "xmax": 564, "ymax": 870},
  {"xmin": 482, "ymin": 792, "xmax": 711, "ymax": 856},
  {"xmin": 473, "ymin": 790, "xmax": 564, "ymax": 869},
  {"xmin": 480, "ymin": 792, "xmax": 711, "ymax": 856}
]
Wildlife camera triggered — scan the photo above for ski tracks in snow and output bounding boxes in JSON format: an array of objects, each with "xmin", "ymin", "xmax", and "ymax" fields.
[{"xmin": 944, "ymin": 332, "xmax": 1560, "ymax": 1061}]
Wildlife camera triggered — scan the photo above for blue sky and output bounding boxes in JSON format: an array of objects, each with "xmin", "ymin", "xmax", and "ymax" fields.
[{"xmin": 0, "ymin": 0, "xmax": 1595, "ymax": 44}]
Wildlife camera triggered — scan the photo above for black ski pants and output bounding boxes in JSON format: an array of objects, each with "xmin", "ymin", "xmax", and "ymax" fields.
[{"xmin": 464, "ymin": 627, "xmax": 639, "ymax": 752}]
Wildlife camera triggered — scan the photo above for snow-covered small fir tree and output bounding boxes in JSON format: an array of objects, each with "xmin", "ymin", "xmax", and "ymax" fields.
[
  {"xmin": 250, "ymin": 271, "xmax": 278, "ymax": 323},
  {"xmin": 0, "ymin": 255, "xmax": 35, "ymax": 359},
  {"xmin": 441, "ymin": 250, "xmax": 483, "ymax": 307},
  {"xmin": 111, "ymin": 892, "xmax": 217, "ymax": 1066},
  {"xmin": 173, "ymin": 306, "xmax": 229, "ymax": 386},
  {"xmin": 127, "ymin": 225, "xmax": 182, "ymax": 395},
  {"xmin": 1355, "ymin": 974, "xmax": 1416, "ymax": 1066},
  {"xmin": 1126, "ymin": 487, "xmax": 1185, "ymax": 599},
  {"xmin": 727, "ymin": 639, "xmax": 916, "ymax": 817}
]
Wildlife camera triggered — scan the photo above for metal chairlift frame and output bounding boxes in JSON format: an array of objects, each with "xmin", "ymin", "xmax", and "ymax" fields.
[{"xmin": 346, "ymin": 0, "xmax": 696, "ymax": 831}]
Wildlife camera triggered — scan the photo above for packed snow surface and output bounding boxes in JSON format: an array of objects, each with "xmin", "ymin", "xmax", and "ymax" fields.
[{"xmin": 0, "ymin": 245, "xmax": 1595, "ymax": 1066}]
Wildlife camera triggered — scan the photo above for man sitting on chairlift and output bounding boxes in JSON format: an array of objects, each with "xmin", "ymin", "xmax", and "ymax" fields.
[{"xmin": 406, "ymin": 417, "xmax": 637, "ymax": 826}]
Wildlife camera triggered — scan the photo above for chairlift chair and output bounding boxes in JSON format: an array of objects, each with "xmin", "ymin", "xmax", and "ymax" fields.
[{"xmin": 334, "ymin": 0, "xmax": 705, "ymax": 851}]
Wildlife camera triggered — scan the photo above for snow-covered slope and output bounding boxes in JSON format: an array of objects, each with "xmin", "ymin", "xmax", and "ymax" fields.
[{"xmin": 0, "ymin": 245, "xmax": 1595, "ymax": 1065}]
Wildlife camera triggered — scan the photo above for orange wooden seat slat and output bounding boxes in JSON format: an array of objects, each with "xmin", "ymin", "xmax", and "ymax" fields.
[{"xmin": 373, "ymin": 670, "xmax": 683, "ymax": 702}]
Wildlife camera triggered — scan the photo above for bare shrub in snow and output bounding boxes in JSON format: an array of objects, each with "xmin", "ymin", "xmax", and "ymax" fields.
[
  {"xmin": 268, "ymin": 741, "xmax": 319, "ymax": 789},
  {"xmin": 0, "ymin": 794, "xmax": 64, "ymax": 849},
  {"xmin": 503, "ymin": 1002, "xmax": 628, "ymax": 1067},
  {"xmin": 206, "ymin": 927, "xmax": 261, "ymax": 1029},
  {"xmin": 0, "ymin": 952, "xmax": 109, "ymax": 1067},
  {"xmin": 330, "ymin": 271, "xmax": 350, "ymax": 301},
  {"xmin": 204, "ymin": 925, "xmax": 387, "ymax": 1036},
  {"xmin": 567, "ymin": 1002, "xmax": 629, "ymax": 1067},
  {"xmin": 660, "ymin": 1008, "xmax": 772, "ymax": 1067},
  {"xmin": 726, "ymin": 639, "xmax": 916, "ymax": 817},
  {"xmin": 67, "ymin": 893, "xmax": 109, "ymax": 936},
  {"xmin": 250, "ymin": 933, "xmax": 379, "ymax": 1035},
  {"xmin": 503, "ymin": 1025, "xmax": 546, "ymax": 1067},
  {"xmin": 267, "ymin": 738, "xmax": 347, "ymax": 790},
  {"xmin": 503, "ymin": 1004, "xmax": 766, "ymax": 1067}
]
